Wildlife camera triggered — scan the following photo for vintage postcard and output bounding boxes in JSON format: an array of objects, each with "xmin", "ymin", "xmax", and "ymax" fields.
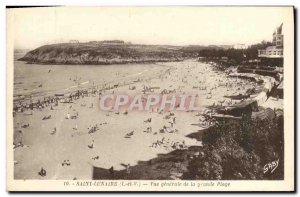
[{"xmin": 6, "ymin": 6, "xmax": 294, "ymax": 191}]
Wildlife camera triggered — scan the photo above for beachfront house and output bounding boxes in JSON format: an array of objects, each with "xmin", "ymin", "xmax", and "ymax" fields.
[{"xmin": 258, "ymin": 23, "xmax": 283, "ymax": 67}]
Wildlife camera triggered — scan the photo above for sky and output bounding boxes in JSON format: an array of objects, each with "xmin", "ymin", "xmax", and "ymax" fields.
[{"xmin": 8, "ymin": 7, "xmax": 292, "ymax": 50}]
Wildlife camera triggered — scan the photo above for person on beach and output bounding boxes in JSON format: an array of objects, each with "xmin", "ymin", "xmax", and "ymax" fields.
[
  {"xmin": 62, "ymin": 160, "xmax": 71, "ymax": 166},
  {"xmin": 126, "ymin": 164, "xmax": 131, "ymax": 176},
  {"xmin": 88, "ymin": 140, "xmax": 94, "ymax": 149},
  {"xmin": 73, "ymin": 123, "xmax": 78, "ymax": 130},
  {"xmin": 66, "ymin": 112, "xmax": 70, "ymax": 119},
  {"xmin": 21, "ymin": 123, "xmax": 29, "ymax": 128},
  {"xmin": 109, "ymin": 166, "xmax": 114, "ymax": 179},
  {"xmin": 38, "ymin": 168, "xmax": 46, "ymax": 177},
  {"xmin": 51, "ymin": 127, "xmax": 56, "ymax": 135}
]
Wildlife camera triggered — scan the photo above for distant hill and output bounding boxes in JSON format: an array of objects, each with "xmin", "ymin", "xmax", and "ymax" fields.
[{"xmin": 19, "ymin": 41, "xmax": 226, "ymax": 65}]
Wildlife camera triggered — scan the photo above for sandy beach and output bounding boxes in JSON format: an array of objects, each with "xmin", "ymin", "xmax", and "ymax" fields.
[{"xmin": 13, "ymin": 58, "xmax": 267, "ymax": 180}]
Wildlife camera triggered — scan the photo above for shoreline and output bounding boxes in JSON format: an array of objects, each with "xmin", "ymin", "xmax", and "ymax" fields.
[
  {"xmin": 13, "ymin": 62, "xmax": 175, "ymax": 106},
  {"xmin": 19, "ymin": 58, "xmax": 184, "ymax": 66}
]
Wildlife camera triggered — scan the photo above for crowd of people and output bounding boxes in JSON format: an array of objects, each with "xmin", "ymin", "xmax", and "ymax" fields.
[{"xmin": 13, "ymin": 89, "xmax": 95, "ymax": 115}]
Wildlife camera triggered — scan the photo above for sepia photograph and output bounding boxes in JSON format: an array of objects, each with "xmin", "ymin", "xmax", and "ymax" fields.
[{"xmin": 6, "ymin": 6, "xmax": 294, "ymax": 191}]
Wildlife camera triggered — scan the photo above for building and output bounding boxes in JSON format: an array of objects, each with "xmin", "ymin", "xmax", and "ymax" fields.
[{"xmin": 258, "ymin": 23, "xmax": 283, "ymax": 66}]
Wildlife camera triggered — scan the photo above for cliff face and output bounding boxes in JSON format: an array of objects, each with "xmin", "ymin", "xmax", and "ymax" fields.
[{"xmin": 19, "ymin": 43, "xmax": 189, "ymax": 65}]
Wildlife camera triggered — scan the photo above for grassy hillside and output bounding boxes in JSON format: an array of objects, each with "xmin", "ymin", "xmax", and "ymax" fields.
[{"xmin": 19, "ymin": 42, "xmax": 225, "ymax": 65}]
